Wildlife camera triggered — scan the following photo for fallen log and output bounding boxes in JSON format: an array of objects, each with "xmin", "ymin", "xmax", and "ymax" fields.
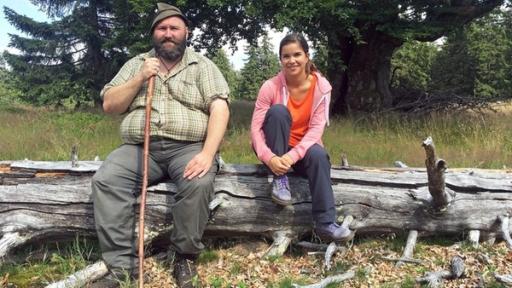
[{"xmin": 1, "ymin": 159, "xmax": 512, "ymax": 258}]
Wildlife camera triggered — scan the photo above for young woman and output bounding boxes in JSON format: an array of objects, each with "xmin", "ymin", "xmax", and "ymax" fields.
[{"xmin": 250, "ymin": 33, "xmax": 354, "ymax": 242}]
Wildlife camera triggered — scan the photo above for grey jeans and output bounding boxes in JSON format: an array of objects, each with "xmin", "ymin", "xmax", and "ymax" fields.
[{"xmin": 91, "ymin": 139, "xmax": 218, "ymax": 271}]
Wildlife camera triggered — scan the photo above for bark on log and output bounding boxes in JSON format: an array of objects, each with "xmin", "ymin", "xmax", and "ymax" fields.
[
  {"xmin": 395, "ymin": 230, "xmax": 419, "ymax": 267},
  {"xmin": 416, "ymin": 256, "xmax": 465, "ymax": 288},
  {"xmin": 422, "ymin": 137, "xmax": 453, "ymax": 212},
  {"xmin": 1, "ymin": 160, "xmax": 512, "ymax": 261},
  {"xmin": 468, "ymin": 230, "xmax": 480, "ymax": 248},
  {"xmin": 499, "ymin": 214, "xmax": 512, "ymax": 249},
  {"xmin": 45, "ymin": 261, "xmax": 108, "ymax": 288},
  {"xmin": 494, "ymin": 273, "xmax": 512, "ymax": 286}
]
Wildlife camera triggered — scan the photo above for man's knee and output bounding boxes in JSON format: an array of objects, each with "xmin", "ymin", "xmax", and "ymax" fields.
[
  {"xmin": 91, "ymin": 168, "xmax": 121, "ymax": 196},
  {"xmin": 181, "ymin": 175, "xmax": 214, "ymax": 194}
]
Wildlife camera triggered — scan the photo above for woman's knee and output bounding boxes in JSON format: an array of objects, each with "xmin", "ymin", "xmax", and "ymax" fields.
[
  {"xmin": 305, "ymin": 145, "xmax": 330, "ymax": 166},
  {"xmin": 266, "ymin": 105, "xmax": 290, "ymax": 121},
  {"xmin": 307, "ymin": 145, "xmax": 329, "ymax": 159}
]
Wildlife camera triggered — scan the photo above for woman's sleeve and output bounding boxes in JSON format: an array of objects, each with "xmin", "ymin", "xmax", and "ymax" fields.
[{"xmin": 250, "ymin": 81, "xmax": 276, "ymax": 165}]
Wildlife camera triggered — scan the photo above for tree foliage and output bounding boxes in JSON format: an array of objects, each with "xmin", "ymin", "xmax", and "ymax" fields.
[
  {"xmin": 246, "ymin": 0, "xmax": 506, "ymax": 113},
  {"xmin": 432, "ymin": 9, "xmax": 512, "ymax": 98},
  {"xmin": 3, "ymin": 0, "xmax": 507, "ymax": 111},
  {"xmin": 2, "ymin": 0, "xmax": 140, "ymax": 107},
  {"xmin": 238, "ymin": 35, "xmax": 280, "ymax": 100},
  {"xmin": 208, "ymin": 49, "xmax": 240, "ymax": 99},
  {"xmin": 0, "ymin": 55, "xmax": 20, "ymax": 107},
  {"xmin": 388, "ymin": 8, "xmax": 511, "ymax": 113},
  {"xmin": 2, "ymin": 0, "xmax": 268, "ymax": 107},
  {"xmin": 391, "ymin": 41, "xmax": 439, "ymax": 91}
]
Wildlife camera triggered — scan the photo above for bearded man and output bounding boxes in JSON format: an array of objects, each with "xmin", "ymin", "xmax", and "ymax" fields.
[{"xmin": 90, "ymin": 3, "xmax": 230, "ymax": 287}]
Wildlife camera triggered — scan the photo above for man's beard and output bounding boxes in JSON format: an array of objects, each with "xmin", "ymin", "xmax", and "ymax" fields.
[{"xmin": 153, "ymin": 37, "xmax": 186, "ymax": 61}]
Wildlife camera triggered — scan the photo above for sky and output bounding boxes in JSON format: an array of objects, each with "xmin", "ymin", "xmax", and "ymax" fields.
[
  {"xmin": 0, "ymin": 0, "xmax": 50, "ymax": 54},
  {"xmin": 0, "ymin": 1, "xmax": 286, "ymax": 70}
]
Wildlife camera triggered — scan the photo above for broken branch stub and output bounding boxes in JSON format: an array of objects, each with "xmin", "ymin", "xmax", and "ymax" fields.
[{"xmin": 422, "ymin": 137, "xmax": 452, "ymax": 212}]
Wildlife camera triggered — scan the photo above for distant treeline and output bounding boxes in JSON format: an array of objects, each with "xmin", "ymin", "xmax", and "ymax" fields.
[{"xmin": 0, "ymin": 1, "xmax": 510, "ymax": 113}]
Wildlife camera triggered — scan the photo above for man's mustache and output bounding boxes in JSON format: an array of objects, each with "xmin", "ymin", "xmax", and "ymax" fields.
[{"xmin": 160, "ymin": 38, "xmax": 178, "ymax": 45}]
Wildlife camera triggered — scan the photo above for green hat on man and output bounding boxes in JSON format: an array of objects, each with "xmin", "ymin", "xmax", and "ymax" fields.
[{"xmin": 151, "ymin": 2, "xmax": 189, "ymax": 32}]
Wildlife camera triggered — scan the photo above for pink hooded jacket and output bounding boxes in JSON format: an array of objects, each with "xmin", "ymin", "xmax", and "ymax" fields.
[{"xmin": 250, "ymin": 71, "xmax": 332, "ymax": 165}]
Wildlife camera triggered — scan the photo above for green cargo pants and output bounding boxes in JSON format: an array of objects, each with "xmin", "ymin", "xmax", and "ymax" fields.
[{"xmin": 91, "ymin": 139, "xmax": 217, "ymax": 272}]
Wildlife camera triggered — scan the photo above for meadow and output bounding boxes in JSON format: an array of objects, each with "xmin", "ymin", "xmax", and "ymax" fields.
[
  {"xmin": 2, "ymin": 100, "xmax": 512, "ymax": 169},
  {"xmin": 1, "ymin": 101, "xmax": 512, "ymax": 287}
]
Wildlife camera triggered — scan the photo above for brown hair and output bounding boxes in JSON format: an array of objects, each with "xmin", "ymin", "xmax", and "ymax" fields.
[{"xmin": 279, "ymin": 33, "xmax": 317, "ymax": 75}]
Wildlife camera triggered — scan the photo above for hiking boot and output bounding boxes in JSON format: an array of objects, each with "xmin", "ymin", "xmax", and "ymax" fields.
[
  {"xmin": 173, "ymin": 255, "xmax": 200, "ymax": 288},
  {"xmin": 271, "ymin": 175, "xmax": 292, "ymax": 206},
  {"xmin": 315, "ymin": 223, "xmax": 355, "ymax": 242}
]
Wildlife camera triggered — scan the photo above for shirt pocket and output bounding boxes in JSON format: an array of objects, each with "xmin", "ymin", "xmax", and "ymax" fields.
[{"xmin": 167, "ymin": 79, "xmax": 205, "ymax": 112}]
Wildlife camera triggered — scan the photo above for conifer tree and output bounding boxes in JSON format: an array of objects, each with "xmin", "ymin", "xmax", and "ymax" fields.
[
  {"xmin": 3, "ymin": 1, "xmax": 141, "ymax": 107},
  {"xmin": 208, "ymin": 49, "xmax": 240, "ymax": 99},
  {"xmin": 238, "ymin": 35, "xmax": 280, "ymax": 100}
]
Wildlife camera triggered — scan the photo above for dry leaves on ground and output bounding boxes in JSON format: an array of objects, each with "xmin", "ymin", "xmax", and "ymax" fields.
[{"xmin": 140, "ymin": 235, "xmax": 511, "ymax": 288}]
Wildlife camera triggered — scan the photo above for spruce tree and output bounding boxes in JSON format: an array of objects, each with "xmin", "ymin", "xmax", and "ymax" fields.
[
  {"xmin": 238, "ymin": 35, "xmax": 280, "ymax": 100},
  {"xmin": 208, "ymin": 49, "xmax": 240, "ymax": 99},
  {"xmin": 2, "ymin": 1, "xmax": 143, "ymax": 107}
]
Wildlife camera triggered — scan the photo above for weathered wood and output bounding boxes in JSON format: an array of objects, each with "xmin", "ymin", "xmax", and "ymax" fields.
[
  {"xmin": 396, "ymin": 230, "xmax": 419, "ymax": 267},
  {"xmin": 468, "ymin": 230, "xmax": 480, "ymax": 248},
  {"xmin": 494, "ymin": 273, "xmax": 512, "ymax": 285},
  {"xmin": 394, "ymin": 161, "xmax": 408, "ymax": 168},
  {"xmin": 292, "ymin": 269, "xmax": 356, "ymax": 288},
  {"xmin": 45, "ymin": 260, "xmax": 108, "ymax": 288},
  {"xmin": 340, "ymin": 154, "xmax": 349, "ymax": 167},
  {"xmin": 1, "ymin": 161, "xmax": 512, "ymax": 260},
  {"xmin": 265, "ymin": 230, "xmax": 294, "ymax": 257},
  {"xmin": 416, "ymin": 256, "xmax": 465, "ymax": 288},
  {"xmin": 499, "ymin": 214, "xmax": 512, "ymax": 249},
  {"xmin": 422, "ymin": 137, "xmax": 452, "ymax": 212},
  {"xmin": 382, "ymin": 256, "xmax": 424, "ymax": 265},
  {"xmin": 0, "ymin": 232, "xmax": 30, "ymax": 258},
  {"xmin": 324, "ymin": 242, "xmax": 337, "ymax": 270}
]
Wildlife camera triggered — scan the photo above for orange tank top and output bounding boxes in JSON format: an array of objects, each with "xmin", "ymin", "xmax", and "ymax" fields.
[{"xmin": 287, "ymin": 74, "xmax": 317, "ymax": 147}]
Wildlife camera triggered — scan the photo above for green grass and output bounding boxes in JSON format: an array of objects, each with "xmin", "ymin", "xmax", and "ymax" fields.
[
  {"xmin": 0, "ymin": 105, "xmax": 121, "ymax": 161},
  {"xmin": 197, "ymin": 249, "xmax": 219, "ymax": 264},
  {"xmin": 0, "ymin": 237, "xmax": 99, "ymax": 288},
  {"xmin": 2, "ymin": 101, "xmax": 512, "ymax": 286},
  {"xmin": 2, "ymin": 101, "xmax": 512, "ymax": 168}
]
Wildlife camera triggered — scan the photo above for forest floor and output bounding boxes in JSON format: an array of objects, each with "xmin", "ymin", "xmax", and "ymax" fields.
[{"xmin": 136, "ymin": 235, "xmax": 511, "ymax": 288}]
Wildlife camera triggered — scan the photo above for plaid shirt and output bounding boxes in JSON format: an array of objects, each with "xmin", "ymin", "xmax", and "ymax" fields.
[{"xmin": 101, "ymin": 48, "xmax": 230, "ymax": 144}]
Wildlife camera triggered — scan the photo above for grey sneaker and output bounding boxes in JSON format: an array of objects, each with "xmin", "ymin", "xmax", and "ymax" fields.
[
  {"xmin": 315, "ymin": 223, "xmax": 355, "ymax": 242},
  {"xmin": 271, "ymin": 175, "xmax": 292, "ymax": 206}
]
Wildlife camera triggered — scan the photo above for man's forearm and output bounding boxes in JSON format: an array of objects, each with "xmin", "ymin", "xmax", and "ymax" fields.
[
  {"xmin": 102, "ymin": 73, "xmax": 145, "ymax": 114},
  {"xmin": 202, "ymin": 99, "xmax": 230, "ymax": 157}
]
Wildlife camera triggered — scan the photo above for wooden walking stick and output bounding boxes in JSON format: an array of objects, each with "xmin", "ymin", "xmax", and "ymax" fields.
[{"xmin": 138, "ymin": 75, "xmax": 155, "ymax": 288}]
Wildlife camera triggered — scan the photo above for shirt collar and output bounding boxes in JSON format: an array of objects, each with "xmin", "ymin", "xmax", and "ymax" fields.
[{"xmin": 142, "ymin": 47, "xmax": 198, "ymax": 78}]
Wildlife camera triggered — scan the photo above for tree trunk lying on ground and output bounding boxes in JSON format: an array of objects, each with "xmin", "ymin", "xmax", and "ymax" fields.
[
  {"xmin": 1, "ymin": 157, "xmax": 512, "ymax": 258},
  {"xmin": 1, "ymin": 137, "xmax": 511, "ymax": 287}
]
